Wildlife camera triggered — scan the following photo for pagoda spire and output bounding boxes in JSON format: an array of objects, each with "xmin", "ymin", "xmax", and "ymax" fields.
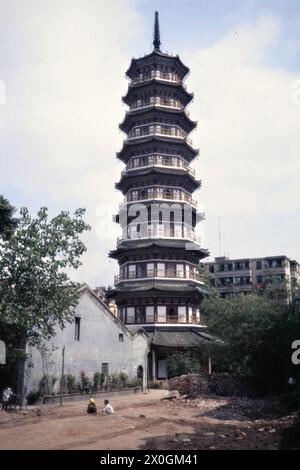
[{"xmin": 153, "ymin": 11, "xmax": 161, "ymax": 51}]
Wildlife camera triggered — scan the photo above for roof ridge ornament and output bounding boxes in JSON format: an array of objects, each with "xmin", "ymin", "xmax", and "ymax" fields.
[{"xmin": 153, "ymin": 11, "xmax": 161, "ymax": 51}]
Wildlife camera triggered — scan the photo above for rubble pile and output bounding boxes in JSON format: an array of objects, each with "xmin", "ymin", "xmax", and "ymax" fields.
[{"xmin": 169, "ymin": 373, "xmax": 254, "ymax": 397}]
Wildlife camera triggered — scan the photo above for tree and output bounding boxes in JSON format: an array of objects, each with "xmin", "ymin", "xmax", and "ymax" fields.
[
  {"xmin": 0, "ymin": 195, "xmax": 18, "ymax": 240},
  {"xmin": 167, "ymin": 351, "xmax": 200, "ymax": 379},
  {"xmin": 0, "ymin": 206, "xmax": 90, "ymax": 345},
  {"xmin": 201, "ymin": 293, "xmax": 300, "ymax": 394}
]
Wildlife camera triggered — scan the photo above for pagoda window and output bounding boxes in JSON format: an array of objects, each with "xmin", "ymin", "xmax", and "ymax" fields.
[
  {"xmin": 147, "ymin": 263, "xmax": 154, "ymax": 277},
  {"xmin": 157, "ymin": 155, "xmax": 162, "ymax": 165},
  {"xmin": 148, "ymin": 155, "xmax": 154, "ymax": 165},
  {"xmin": 128, "ymin": 264, "xmax": 136, "ymax": 279},
  {"xmin": 129, "ymin": 225, "xmax": 138, "ymax": 239},
  {"xmin": 157, "ymin": 225, "xmax": 164, "ymax": 237},
  {"xmin": 136, "ymin": 99, "xmax": 142, "ymax": 108},
  {"xmin": 157, "ymin": 306, "xmax": 166, "ymax": 323},
  {"xmin": 178, "ymin": 306, "xmax": 187, "ymax": 323},
  {"xmin": 147, "ymin": 224, "xmax": 153, "ymax": 237},
  {"xmin": 157, "ymin": 263, "xmax": 165, "ymax": 277},
  {"xmin": 176, "ymin": 264, "xmax": 184, "ymax": 278},
  {"xmin": 174, "ymin": 224, "xmax": 182, "ymax": 238},
  {"xmin": 131, "ymin": 190, "xmax": 138, "ymax": 201},
  {"xmin": 172, "ymin": 156, "xmax": 178, "ymax": 167},
  {"xmin": 146, "ymin": 306, "xmax": 155, "ymax": 323},
  {"xmin": 196, "ymin": 308, "xmax": 200, "ymax": 322},
  {"xmin": 149, "ymin": 96, "xmax": 155, "ymax": 105},
  {"xmin": 188, "ymin": 307, "xmax": 193, "ymax": 323},
  {"xmin": 136, "ymin": 307, "xmax": 145, "ymax": 324},
  {"xmin": 185, "ymin": 264, "xmax": 190, "ymax": 278},
  {"xmin": 173, "ymin": 189, "xmax": 180, "ymax": 200},
  {"xmin": 133, "ymin": 158, "xmax": 139, "ymax": 168},
  {"xmin": 127, "ymin": 307, "xmax": 135, "ymax": 324},
  {"xmin": 135, "ymin": 128, "xmax": 141, "ymax": 137},
  {"xmin": 166, "ymin": 263, "xmax": 175, "ymax": 277},
  {"xmin": 156, "ymin": 187, "xmax": 163, "ymax": 198},
  {"xmin": 140, "ymin": 189, "xmax": 146, "ymax": 200}
]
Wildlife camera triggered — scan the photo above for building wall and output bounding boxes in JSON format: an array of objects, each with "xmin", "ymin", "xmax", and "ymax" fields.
[
  {"xmin": 23, "ymin": 288, "xmax": 148, "ymax": 397},
  {"xmin": 202, "ymin": 255, "xmax": 300, "ymax": 300}
]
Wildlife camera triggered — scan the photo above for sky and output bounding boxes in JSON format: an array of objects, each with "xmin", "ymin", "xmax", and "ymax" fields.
[{"xmin": 0, "ymin": 0, "xmax": 299, "ymax": 287}]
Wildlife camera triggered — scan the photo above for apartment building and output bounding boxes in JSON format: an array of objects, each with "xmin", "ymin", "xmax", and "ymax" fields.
[{"xmin": 201, "ymin": 255, "xmax": 300, "ymax": 301}]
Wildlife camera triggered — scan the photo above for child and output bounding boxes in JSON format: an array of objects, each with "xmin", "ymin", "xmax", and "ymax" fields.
[
  {"xmin": 87, "ymin": 398, "xmax": 97, "ymax": 414},
  {"xmin": 102, "ymin": 399, "xmax": 114, "ymax": 415}
]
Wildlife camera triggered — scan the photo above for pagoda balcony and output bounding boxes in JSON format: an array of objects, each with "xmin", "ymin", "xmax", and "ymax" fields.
[
  {"xmin": 126, "ymin": 315, "xmax": 204, "ymax": 326},
  {"xmin": 114, "ymin": 269, "xmax": 204, "ymax": 284},
  {"xmin": 121, "ymin": 155, "xmax": 195, "ymax": 176},
  {"xmin": 131, "ymin": 70, "xmax": 186, "ymax": 88},
  {"xmin": 130, "ymin": 98, "xmax": 189, "ymax": 116},
  {"xmin": 127, "ymin": 125, "xmax": 193, "ymax": 146},
  {"xmin": 117, "ymin": 230, "xmax": 201, "ymax": 245},
  {"xmin": 123, "ymin": 189, "xmax": 197, "ymax": 207}
]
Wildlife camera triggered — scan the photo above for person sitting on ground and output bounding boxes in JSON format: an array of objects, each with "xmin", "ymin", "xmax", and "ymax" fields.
[
  {"xmin": 102, "ymin": 399, "xmax": 114, "ymax": 415},
  {"xmin": 87, "ymin": 398, "xmax": 97, "ymax": 414}
]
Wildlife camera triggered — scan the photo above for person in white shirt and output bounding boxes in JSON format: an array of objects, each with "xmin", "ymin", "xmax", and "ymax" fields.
[{"xmin": 102, "ymin": 399, "xmax": 114, "ymax": 415}]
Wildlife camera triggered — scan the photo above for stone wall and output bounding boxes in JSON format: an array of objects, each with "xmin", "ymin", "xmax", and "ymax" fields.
[{"xmin": 169, "ymin": 373, "xmax": 254, "ymax": 397}]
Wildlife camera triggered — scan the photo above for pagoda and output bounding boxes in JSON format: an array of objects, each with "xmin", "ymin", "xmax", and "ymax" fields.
[{"xmin": 108, "ymin": 12, "xmax": 210, "ymax": 379}]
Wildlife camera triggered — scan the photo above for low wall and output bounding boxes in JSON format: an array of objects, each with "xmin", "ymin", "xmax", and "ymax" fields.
[
  {"xmin": 169, "ymin": 373, "xmax": 254, "ymax": 397},
  {"xmin": 42, "ymin": 387, "xmax": 142, "ymax": 404}
]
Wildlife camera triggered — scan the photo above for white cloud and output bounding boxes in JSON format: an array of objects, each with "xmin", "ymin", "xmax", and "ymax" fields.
[
  {"xmin": 187, "ymin": 15, "xmax": 300, "ymax": 261},
  {"xmin": 1, "ymin": 7, "xmax": 299, "ymax": 285}
]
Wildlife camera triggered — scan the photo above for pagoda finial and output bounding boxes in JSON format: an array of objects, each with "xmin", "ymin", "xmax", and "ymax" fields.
[{"xmin": 153, "ymin": 11, "xmax": 161, "ymax": 51}]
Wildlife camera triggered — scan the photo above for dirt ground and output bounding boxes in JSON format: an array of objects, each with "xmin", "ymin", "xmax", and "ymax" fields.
[{"xmin": 0, "ymin": 390, "xmax": 297, "ymax": 450}]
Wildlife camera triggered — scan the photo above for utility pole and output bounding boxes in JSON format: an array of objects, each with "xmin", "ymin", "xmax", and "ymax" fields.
[
  {"xmin": 60, "ymin": 346, "xmax": 65, "ymax": 407},
  {"xmin": 218, "ymin": 217, "xmax": 222, "ymax": 257}
]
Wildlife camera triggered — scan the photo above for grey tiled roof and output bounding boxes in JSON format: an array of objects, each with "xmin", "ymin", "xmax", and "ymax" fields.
[{"xmin": 151, "ymin": 329, "xmax": 211, "ymax": 347}]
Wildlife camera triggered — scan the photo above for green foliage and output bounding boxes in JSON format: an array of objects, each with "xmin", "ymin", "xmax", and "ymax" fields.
[
  {"xmin": 38, "ymin": 374, "xmax": 57, "ymax": 396},
  {"xmin": 65, "ymin": 374, "xmax": 77, "ymax": 393},
  {"xmin": 149, "ymin": 380, "xmax": 163, "ymax": 389},
  {"xmin": 93, "ymin": 371, "xmax": 105, "ymax": 390},
  {"xmin": 109, "ymin": 372, "xmax": 130, "ymax": 389},
  {"xmin": 0, "ymin": 195, "xmax": 18, "ymax": 241},
  {"xmin": 0, "ymin": 206, "xmax": 90, "ymax": 345},
  {"xmin": 202, "ymin": 293, "xmax": 300, "ymax": 394},
  {"xmin": 167, "ymin": 352, "xmax": 200, "ymax": 379}
]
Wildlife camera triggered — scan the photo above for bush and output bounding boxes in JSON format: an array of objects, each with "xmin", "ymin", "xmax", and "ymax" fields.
[
  {"xmin": 65, "ymin": 374, "xmax": 77, "ymax": 393},
  {"xmin": 38, "ymin": 374, "xmax": 57, "ymax": 396},
  {"xmin": 79, "ymin": 371, "xmax": 92, "ymax": 392},
  {"xmin": 27, "ymin": 390, "xmax": 41, "ymax": 405},
  {"xmin": 150, "ymin": 380, "xmax": 163, "ymax": 389},
  {"xmin": 93, "ymin": 372, "xmax": 105, "ymax": 390},
  {"xmin": 167, "ymin": 352, "xmax": 200, "ymax": 379}
]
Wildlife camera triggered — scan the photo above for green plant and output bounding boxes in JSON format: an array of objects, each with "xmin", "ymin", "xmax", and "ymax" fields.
[
  {"xmin": 65, "ymin": 374, "xmax": 77, "ymax": 393},
  {"xmin": 167, "ymin": 352, "xmax": 200, "ymax": 379},
  {"xmin": 93, "ymin": 371, "xmax": 105, "ymax": 390},
  {"xmin": 150, "ymin": 380, "xmax": 163, "ymax": 389}
]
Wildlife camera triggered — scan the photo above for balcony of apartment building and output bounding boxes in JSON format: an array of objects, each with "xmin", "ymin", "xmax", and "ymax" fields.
[
  {"xmin": 119, "ymin": 305, "xmax": 202, "ymax": 326},
  {"xmin": 115, "ymin": 262, "xmax": 203, "ymax": 284},
  {"xmin": 124, "ymin": 186, "xmax": 197, "ymax": 207},
  {"xmin": 217, "ymin": 276, "xmax": 252, "ymax": 292},
  {"xmin": 121, "ymin": 153, "xmax": 195, "ymax": 176},
  {"xmin": 117, "ymin": 222, "xmax": 201, "ymax": 245},
  {"xmin": 127, "ymin": 124, "xmax": 192, "ymax": 146},
  {"xmin": 262, "ymin": 258, "xmax": 288, "ymax": 274}
]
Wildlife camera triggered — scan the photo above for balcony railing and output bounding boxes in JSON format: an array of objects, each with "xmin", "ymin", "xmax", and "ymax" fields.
[
  {"xmin": 127, "ymin": 126, "xmax": 193, "ymax": 146},
  {"xmin": 124, "ymin": 190, "xmax": 197, "ymax": 207},
  {"xmin": 126, "ymin": 315, "xmax": 204, "ymax": 325},
  {"xmin": 117, "ymin": 230, "xmax": 201, "ymax": 245},
  {"xmin": 121, "ymin": 157, "xmax": 195, "ymax": 176},
  {"xmin": 131, "ymin": 71, "xmax": 183, "ymax": 86},
  {"xmin": 115, "ymin": 269, "xmax": 203, "ymax": 283},
  {"xmin": 131, "ymin": 97, "xmax": 185, "ymax": 112}
]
